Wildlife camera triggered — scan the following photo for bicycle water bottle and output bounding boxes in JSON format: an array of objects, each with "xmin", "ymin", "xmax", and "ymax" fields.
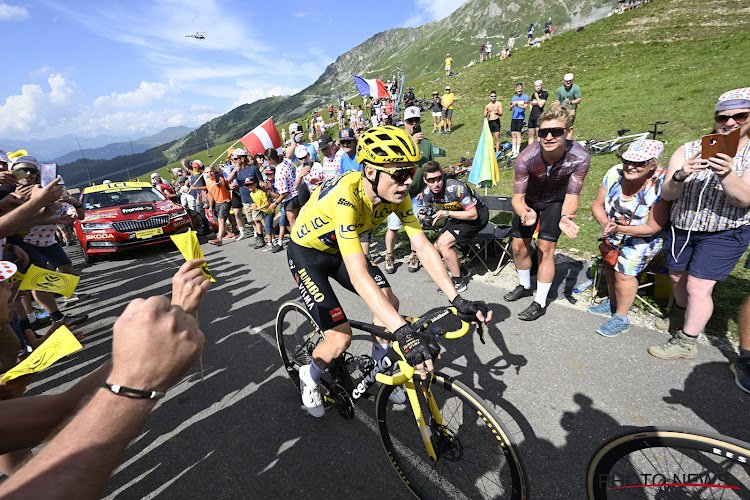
[{"xmin": 574, "ymin": 279, "xmax": 594, "ymax": 294}]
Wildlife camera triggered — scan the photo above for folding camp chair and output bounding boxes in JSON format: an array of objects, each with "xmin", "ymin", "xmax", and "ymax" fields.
[{"xmin": 464, "ymin": 195, "xmax": 515, "ymax": 274}]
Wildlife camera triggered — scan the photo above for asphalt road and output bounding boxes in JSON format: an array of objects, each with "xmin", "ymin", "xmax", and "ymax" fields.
[{"xmin": 25, "ymin": 236, "xmax": 750, "ymax": 499}]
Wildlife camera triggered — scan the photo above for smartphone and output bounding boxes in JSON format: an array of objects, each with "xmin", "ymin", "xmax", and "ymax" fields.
[
  {"xmin": 413, "ymin": 124, "xmax": 422, "ymax": 134},
  {"xmin": 40, "ymin": 163, "xmax": 58, "ymax": 187},
  {"xmin": 702, "ymin": 128, "xmax": 740, "ymax": 158}
]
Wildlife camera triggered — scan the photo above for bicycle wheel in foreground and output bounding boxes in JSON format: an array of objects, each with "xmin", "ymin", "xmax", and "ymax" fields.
[
  {"xmin": 587, "ymin": 426, "xmax": 750, "ymax": 499},
  {"xmin": 275, "ymin": 301, "xmax": 323, "ymax": 392},
  {"xmin": 375, "ymin": 374, "xmax": 527, "ymax": 499}
]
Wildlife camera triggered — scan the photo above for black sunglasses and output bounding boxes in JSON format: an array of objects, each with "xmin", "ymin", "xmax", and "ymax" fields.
[
  {"xmin": 622, "ymin": 159, "xmax": 652, "ymax": 168},
  {"xmin": 18, "ymin": 167, "xmax": 38, "ymax": 174},
  {"xmin": 424, "ymin": 174, "xmax": 443, "ymax": 184},
  {"xmin": 538, "ymin": 127, "xmax": 567, "ymax": 138},
  {"xmin": 715, "ymin": 111, "xmax": 750, "ymax": 124},
  {"xmin": 388, "ymin": 167, "xmax": 417, "ymax": 185}
]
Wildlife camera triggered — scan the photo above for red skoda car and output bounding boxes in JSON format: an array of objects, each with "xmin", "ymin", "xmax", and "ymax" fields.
[{"xmin": 74, "ymin": 181, "xmax": 192, "ymax": 263}]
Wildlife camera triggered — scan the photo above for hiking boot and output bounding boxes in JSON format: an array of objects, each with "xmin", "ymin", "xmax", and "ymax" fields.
[
  {"xmin": 730, "ymin": 358, "xmax": 750, "ymax": 394},
  {"xmin": 385, "ymin": 253, "xmax": 395, "ymax": 274},
  {"xmin": 254, "ymin": 236, "xmax": 265, "ymax": 249},
  {"xmin": 654, "ymin": 304, "xmax": 686, "ymax": 332},
  {"xmin": 271, "ymin": 243, "xmax": 284, "ymax": 253},
  {"xmin": 648, "ymin": 331, "xmax": 698, "ymax": 360},
  {"xmin": 408, "ymin": 251, "xmax": 420, "ymax": 273},
  {"xmin": 588, "ymin": 298, "xmax": 615, "ymax": 317},
  {"xmin": 596, "ymin": 316, "xmax": 630, "ymax": 337},
  {"xmin": 518, "ymin": 301, "xmax": 546, "ymax": 321},
  {"xmin": 504, "ymin": 285, "xmax": 533, "ymax": 302},
  {"xmin": 298, "ymin": 364, "xmax": 325, "ymax": 418}
]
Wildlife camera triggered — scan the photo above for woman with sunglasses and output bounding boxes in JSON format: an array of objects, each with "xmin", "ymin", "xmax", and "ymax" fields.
[
  {"xmin": 649, "ymin": 88, "xmax": 750, "ymax": 362},
  {"xmin": 588, "ymin": 140, "xmax": 669, "ymax": 337}
]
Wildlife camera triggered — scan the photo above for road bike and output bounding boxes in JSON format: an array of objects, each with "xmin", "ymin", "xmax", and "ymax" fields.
[
  {"xmin": 587, "ymin": 426, "xmax": 750, "ymax": 499},
  {"xmin": 275, "ymin": 302, "xmax": 528, "ymax": 499},
  {"xmin": 583, "ymin": 121, "xmax": 669, "ymax": 156}
]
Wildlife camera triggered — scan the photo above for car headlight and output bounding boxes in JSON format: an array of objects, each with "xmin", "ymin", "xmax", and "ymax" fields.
[
  {"xmin": 81, "ymin": 222, "xmax": 112, "ymax": 233},
  {"xmin": 170, "ymin": 209, "xmax": 187, "ymax": 219}
]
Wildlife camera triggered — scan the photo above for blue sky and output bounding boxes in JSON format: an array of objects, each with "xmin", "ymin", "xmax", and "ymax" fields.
[{"xmin": 0, "ymin": 0, "xmax": 464, "ymax": 140}]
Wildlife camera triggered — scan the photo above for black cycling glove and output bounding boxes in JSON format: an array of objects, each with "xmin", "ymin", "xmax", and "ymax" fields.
[
  {"xmin": 451, "ymin": 294, "xmax": 490, "ymax": 322},
  {"xmin": 394, "ymin": 324, "xmax": 438, "ymax": 367}
]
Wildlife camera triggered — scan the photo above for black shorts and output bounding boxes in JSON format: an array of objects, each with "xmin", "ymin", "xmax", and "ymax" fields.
[
  {"xmin": 286, "ymin": 241, "xmax": 391, "ymax": 331},
  {"xmin": 231, "ymin": 191, "xmax": 243, "ymax": 209},
  {"xmin": 443, "ymin": 206, "xmax": 489, "ymax": 246},
  {"xmin": 284, "ymin": 195, "xmax": 302, "ymax": 212},
  {"xmin": 511, "ymin": 200, "xmax": 563, "ymax": 242},
  {"xmin": 213, "ymin": 201, "xmax": 231, "ymax": 222},
  {"xmin": 528, "ymin": 115, "xmax": 541, "ymax": 129},
  {"xmin": 488, "ymin": 119, "xmax": 501, "ymax": 133},
  {"xmin": 511, "ymin": 119, "xmax": 525, "ymax": 132},
  {"xmin": 442, "ymin": 109, "xmax": 453, "ymax": 119}
]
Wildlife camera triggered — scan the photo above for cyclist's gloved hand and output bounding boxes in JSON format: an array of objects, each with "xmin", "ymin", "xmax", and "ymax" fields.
[
  {"xmin": 452, "ymin": 294, "xmax": 490, "ymax": 323},
  {"xmin": 394, "ymin": 324, "xmax": 436, "ymax": 367}
]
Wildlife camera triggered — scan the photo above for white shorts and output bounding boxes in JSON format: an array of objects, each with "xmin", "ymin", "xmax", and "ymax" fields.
[
  {"xmin": 388, "ymin": 196, "xmax": 423, "ymax": 230},
  {"xmin": 432, "ymin": 112, "xmax": 442, "ymax": 117}
]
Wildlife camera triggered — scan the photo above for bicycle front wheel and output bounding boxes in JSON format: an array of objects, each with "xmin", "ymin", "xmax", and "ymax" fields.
[
  {"xmin": 376, "ymin": 374, "xmax": 526, "ymax": 499},
  {"xmin": 275, "ymin": 301, "xmax": 323, "ymax": 392},
  {"xmin": 587, "ymin": 426, "xmax": 750, "ymax": 499}
]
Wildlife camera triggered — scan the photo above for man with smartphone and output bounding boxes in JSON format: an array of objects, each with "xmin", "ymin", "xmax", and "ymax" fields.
[
  {"xmin": 383, "ymin": 106, "xmax": 434, "ymax": 274},
  {"xmin": 649, "ymin": 87, "xmax": 750, "ymax": 362}
]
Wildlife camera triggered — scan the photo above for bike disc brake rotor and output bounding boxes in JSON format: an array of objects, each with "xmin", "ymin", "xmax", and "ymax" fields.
[
  {"xmin": 430, "ymin": 419, "xmax": 463, "ymax": 461},
  {"xmin": 328, "ymin": 383, "xmax": 355, "ymax": 420}
]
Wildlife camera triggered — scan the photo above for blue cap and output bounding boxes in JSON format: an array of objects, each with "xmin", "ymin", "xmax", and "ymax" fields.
[{"xmin": 339, "ymin": 128, "xmax": 355, "ymax": 141}]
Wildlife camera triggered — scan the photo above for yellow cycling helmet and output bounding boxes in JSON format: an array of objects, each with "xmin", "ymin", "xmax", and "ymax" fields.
[{"xmin": 356, "ymin": 126, "xmax": 419, "ymax": 168}]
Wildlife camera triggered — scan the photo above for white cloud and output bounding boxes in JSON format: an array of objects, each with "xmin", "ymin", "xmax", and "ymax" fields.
[
  {"xmin": 28, "ymin": 66, "xmax": 53, "ymax": 79},
  {"xmin": 231, "ymin": 86, "xmax": 301, "ymax": 109},
  {"xmin": 0, "ymin": 74, "xmax": 83, "ymax": 136},
  {"xmin": 93, "ymin": 81, "xmax": 172, "ymax": 110},
  {"xmin": 0, "ymin": 2, "xmax": 28, "ymax": 21},
  {"xmin": 404, "ymin": 0, "xmax": 464, "ymax": 27}
]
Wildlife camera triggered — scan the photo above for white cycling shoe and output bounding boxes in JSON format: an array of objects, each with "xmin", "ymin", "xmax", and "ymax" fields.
[
  {"xmin": 389, "ymin": 385, "xmax": 407, "ymax": 404},
  {"xmin": 298, "ymin": 364, "xmax": 325, "ymax": 417}
]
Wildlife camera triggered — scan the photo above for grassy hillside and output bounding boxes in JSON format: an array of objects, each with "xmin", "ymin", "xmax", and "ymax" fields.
[{"xmin": 151, "ymin": 0, "xmax": 749, "ymax": 336}]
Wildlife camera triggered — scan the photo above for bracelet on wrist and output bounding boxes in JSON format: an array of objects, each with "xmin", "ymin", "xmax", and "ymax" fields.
[
  {"xmin": 103, "ymin": 382, "xmax": 165, "ymax": 400},
  {"xmin": 672, "ymin": 170, "xmax": 688, "ymax": 182}
]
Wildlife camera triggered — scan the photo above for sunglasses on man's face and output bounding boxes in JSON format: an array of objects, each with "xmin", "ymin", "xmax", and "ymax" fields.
[
  {"xmin": 538, "ymin": 127, "xmax": 567, "ymax": 138},
  {"xmin": 424, "ymin": 174, "xmax": 443, "ymax": 184},
  {"xmin": 17, "ymin": 167, "xmax": 38, "ymax": 174},
  {"xmin": 387, "ymin": 167, "xmax": 417, "ymax": 185},
  {"xmin": 715, "ymin": 111, "xmax": 750, "ymax": 124}
]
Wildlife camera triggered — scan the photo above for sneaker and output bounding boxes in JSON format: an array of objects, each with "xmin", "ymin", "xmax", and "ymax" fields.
[
  {"xmin": 223, "ymin": 232, "xmax": 236, "ymax": 240},
  {"xmin": 209, "ymin": 238, "xmax": 222, "ymax": 246},
  {"xmin": 504, "ymin": 285, "xmax": 533, "ymax": 302},
  {"xmin": 446, "ymin": 130, "xmax": 452, "ymax": 135},
  {"xmin": 298, "ymin": 364, "xmax": 325, "ymax": 418},
  {"xmin": 439, "ymin": 276, "xmax": 467, "ymax": 294},
  {"xmin": 389, "ymin": 385, "xmax": 407, "ymax": 404},
  {"xmin": 408, "ymin": 252, "xmax": 420, "ymax": 273},
  {"xmin": 385, "ymin": 253, "xmax": 395, "ymax": 274},
  {"xmin": 254, "ymin": 236, "xmax": 265, "ymax": 249},
  {"xmin": 518, "ymin": 301, "xmax": 546, "ymax": 321},
  {"xmin": 588, "ymin": 298, "xmax": 615, "ymax": 317},
  {"xmin": 730, "ymin": 358, "xmax": 750, "ymax": 394},
  {"xmin": 62, "ymin": 313, "xmax": 88, "ymax": 327},
  {"xmin": 261, "ymin": 242, "xmax": 274, "ymax": 251},
  {"xmin": 596, "ymin": 316, "xmax": 630, "ymax": 337},
  {"xmin": 271, "ymin": 243, "xmax": 284, "ymax": 253},
  {"xmin": 648, "ymin": 331, "xmax": 698, "ymax": 360},
  {"xmin": 235, "ymin": 230, "xmax": 247, "ymax": 241},
  {"xmin": 655, "ymin": 305, "xmax": 686, "ymax": 332}
]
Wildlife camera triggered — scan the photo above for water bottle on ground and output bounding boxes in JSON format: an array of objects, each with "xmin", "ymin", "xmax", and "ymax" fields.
[{"xmin": 574, "ymin": 279, "xmax": 594, "ymax": 294}]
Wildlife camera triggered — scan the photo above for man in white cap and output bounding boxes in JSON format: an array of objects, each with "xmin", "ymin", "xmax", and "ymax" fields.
[
  {"xmin": 554, "ymin": 73, "xmax": 582, "ymax": 133},
  {"xmin": 151, "ymin": 172, "xmax": 177, "ymax": 202},
  {"xmin": 284, "ymin": 123, "xmax": 319, "ymax": 165},
  {"xmin": 441, "ymin": 86, "xmax": 455, "ymax": 134},
  {"xmin": 227, "ymin": 148, "xmax": 262, "ymax": 241},
  {"xmin": 528, "ymin": 80, "xmax": 549, "ymax": 144},
  {"xmin": 293, "ymin": 144, "xmax": 325, "ymax": 208}
]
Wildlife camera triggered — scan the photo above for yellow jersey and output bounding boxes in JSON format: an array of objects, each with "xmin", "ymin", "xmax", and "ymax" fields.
[{"xmin": 292, "ymin": 171, "xmax": 422, "ymax": 257}]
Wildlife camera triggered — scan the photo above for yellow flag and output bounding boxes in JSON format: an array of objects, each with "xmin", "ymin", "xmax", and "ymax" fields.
[
  {"xmin": 1, "ymin": 325, "xmax": 82, "ymax": 383},
  {"xmin": 170, "ymin": 230, "xmax": 216, "ymax": 282},
  {"xmin": 8, "ymin": 271, "xmax": 24, "ymax": 283},
  {"xmin": 19, "ymin": 265, "xmax": 80, "ymax": 297}
]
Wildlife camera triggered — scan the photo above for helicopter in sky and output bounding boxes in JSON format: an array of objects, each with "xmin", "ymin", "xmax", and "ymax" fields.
[{"xmin": 186, "ymin": 32, "xmax": 206, "ymax": 40}]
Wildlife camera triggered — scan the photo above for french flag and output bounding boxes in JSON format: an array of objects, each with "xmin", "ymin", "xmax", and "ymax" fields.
[
  {"xmin": 352, "ymin": 75, "xmax": 389, "ymax": 99},
  {"xmin": 239, "ymin": 117, "xmax": 283, "ymax": 156}
]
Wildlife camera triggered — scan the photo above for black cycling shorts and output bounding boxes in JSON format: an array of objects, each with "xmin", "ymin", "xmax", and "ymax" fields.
[
  {"xmin": 511, "ymin": 199, "xmax": 563, "ymax": 242},
  {"xmin": 231, "ymin": 190, "xmax": 243, "ymax": 209},
  {"xmin": 286, "ymin": 241, "xmax": 391, "ymax": 331},
  {"xmin": 528, "ymin": 115, "xmax": 541, "ymax": 129},
  {"xmin": 443, "ymin": 205, "xmax": 489, "ymax": 246},
  {"xmin": 488, "ymin": 119, "xmax": 501, "ymax": 133},
  {"xmin": 511, "ymin": 119, "xmax": 525, "ymax": 132}
]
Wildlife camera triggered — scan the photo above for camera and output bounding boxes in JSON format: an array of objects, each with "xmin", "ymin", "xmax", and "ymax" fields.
[{"xmin": 419, "ymin": 206, "xmax": 437, "ymax": 230}]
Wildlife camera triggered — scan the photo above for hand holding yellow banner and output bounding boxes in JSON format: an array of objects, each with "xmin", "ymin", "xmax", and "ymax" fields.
[
  {"xmin": 19, "ymin": 265, "xmax": 80, "ymax": 298},
  {"xmin": 170, "ymin": 230, "xmax": 216, "ymax": 282},
  {"xmin": 1, "ymin": 325, "xmax": 83, "ymax": 383}
]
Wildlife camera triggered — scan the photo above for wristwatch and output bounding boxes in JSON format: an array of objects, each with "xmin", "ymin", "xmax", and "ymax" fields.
[{"xmin": 672, "ymin": 170, "xmax": 688, "ymax": 182}]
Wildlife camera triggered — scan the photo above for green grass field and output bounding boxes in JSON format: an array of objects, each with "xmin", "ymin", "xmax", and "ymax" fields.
[{"xmin": 150, "ymin": 0, "xmax": 749, "ymax": 338}]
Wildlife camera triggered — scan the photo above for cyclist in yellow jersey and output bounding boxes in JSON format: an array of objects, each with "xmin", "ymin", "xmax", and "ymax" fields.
[{"xmin": 288, "ymin": 126, "xmax": 492, "ymax": 417}]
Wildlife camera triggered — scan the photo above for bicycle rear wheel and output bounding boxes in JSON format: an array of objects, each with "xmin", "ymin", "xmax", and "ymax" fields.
[
  {"xmin": 275, "ymin": 301, "xmax": 323, "ymax": 392},
  {"xmin": 376, "ymin": 374, "xmax": 526, "ymax": 499},
  {"xmin": 587, "ymin": 426, "xmax": 750, "ymax": 499}
]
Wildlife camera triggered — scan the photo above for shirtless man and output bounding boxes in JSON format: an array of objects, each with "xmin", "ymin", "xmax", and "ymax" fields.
[{"xmin": 483, "ymin": 91, "xmax": 504, "ymax": 152}]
